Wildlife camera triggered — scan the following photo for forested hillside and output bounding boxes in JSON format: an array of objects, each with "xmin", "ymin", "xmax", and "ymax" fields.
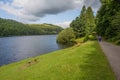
[
  {"xmin": 0, "ymin": 18, "xmax": 63, "ymax": 37},
  {"xmin": 96, "ymin": 0, "xmax": 120, "ymax": 44},
  {"xmin": 28, "ymin": 24, "xmax": 63, "ymax": 34}
]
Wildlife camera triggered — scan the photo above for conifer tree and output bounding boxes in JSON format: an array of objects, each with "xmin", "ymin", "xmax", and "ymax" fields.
[
  {"xmin": 85, "ymin": 7, "xmax": 96, "ymax": 35},
  {"xmin": 70, "ymin": 5, "xmax": 86, "ymax": 37},
  {"xmin": 79, "ymin": 5, "xmax": 86, "ymax": 36}
]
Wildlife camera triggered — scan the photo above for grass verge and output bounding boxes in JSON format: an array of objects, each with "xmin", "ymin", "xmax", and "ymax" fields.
[{"xmin": 0, "ymin": 41, "xmax": 115, "ymax": 80}]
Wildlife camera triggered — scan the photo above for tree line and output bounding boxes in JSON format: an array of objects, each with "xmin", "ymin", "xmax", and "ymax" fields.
[
  {"xmin": 57, "ymin": 6, "xmax": 96, "ymax": 44},
  {"xmin": 0, "ymin": 18, "xmax": 63, "ymax": 37},
  {"xmin": 96, "ymin": 0, "xmax": 120, "ymax": 44},
  {"xmin": 57, "ymin": 0, "xmax": 120, "ymax": 45}
]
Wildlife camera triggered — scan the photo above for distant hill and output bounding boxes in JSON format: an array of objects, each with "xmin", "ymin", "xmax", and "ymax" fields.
[
  {"xmin": 28, "ymin": 24, "xmax": 63, "ymax": 35},
  {"xmin": 0, "ymin": 18, "xmax": 63, "ymax": 37}
]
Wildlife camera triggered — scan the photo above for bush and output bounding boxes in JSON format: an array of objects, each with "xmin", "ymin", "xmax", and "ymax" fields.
[
  {"xmin": 88, "ymin": 35, "xmax": 97, "ymax": 40},
  {"xmin": 83, "ymin": 35, "xmax": 89, "ymax": 42},
  {"xmin": 57, "ymin": 28, "xmax": 76, "ymax": 44},
  {"xmin": 108, "ymin": 34, "xmax": 120, "ymax": 43},
  {"xmin": 115, "ymin": 40, "xmax": 120, "ymax": 45},
  {"xmin": 110, "ymin": 34, "xmax": 120, "ymax": 45},
  {"xmin": 84, "ymin": 35, "xmax": 97, "ymax": 42}
]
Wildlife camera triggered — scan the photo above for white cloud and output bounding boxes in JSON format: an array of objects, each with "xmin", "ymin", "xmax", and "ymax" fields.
[
  {"xmin": 55, "ymin": 21, "xmax": 71, "ymax": 28},
  {"xmin": 0, "ymin": 0, "xmax": 101, "ymax": 21},
  {"xmin": 0, "ymin": 0, "xmax": 81, "ymax": 21},
  {"xmin": 0, "ymin": 1, "xmax": 39, "ymax": 21}
]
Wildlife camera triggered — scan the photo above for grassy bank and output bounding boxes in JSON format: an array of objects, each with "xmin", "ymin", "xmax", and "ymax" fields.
[{"xmin": 0, "ymin": 41, "xmax": 115, "ymax": 80}]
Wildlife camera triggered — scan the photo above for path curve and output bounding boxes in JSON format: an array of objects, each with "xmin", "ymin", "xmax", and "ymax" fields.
[{"xmin": 99, "ymin": 41, "xmax": 120, "ymax": 80}]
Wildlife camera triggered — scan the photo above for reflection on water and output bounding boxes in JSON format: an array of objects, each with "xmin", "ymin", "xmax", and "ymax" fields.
[{"xmin": 0, "ymin": 35, "xmax": 68, "ymax": 66}]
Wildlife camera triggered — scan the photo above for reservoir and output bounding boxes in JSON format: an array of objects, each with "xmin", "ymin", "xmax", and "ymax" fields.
[{"xmin": 0, "ymin": 35, "xmax": 67, "ymax": 66}]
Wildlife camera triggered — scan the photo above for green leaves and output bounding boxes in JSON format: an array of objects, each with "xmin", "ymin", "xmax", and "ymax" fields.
[
  {"xmin": 70, "ymin": 5, "xmax": 96, "ymax": 39},
  {"xmin": 57, "ymin": 28, "xmax": 76, "ymax": 44},
  {"xmin": 70, "ymin": 6, "xmax": 87, "ymax": 37},
  {"xmin": 96, "ymin": 0, "xmax": 120, "ymax": 44},
  {"xmin": 85, "ymin": 7, "xmax": 96, "ymax": 35}
]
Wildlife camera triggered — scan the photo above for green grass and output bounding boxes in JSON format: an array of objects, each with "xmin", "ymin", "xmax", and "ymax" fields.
[{"xmin": 0, "ymin": 41, "xmax": 115, "ymax": 80}]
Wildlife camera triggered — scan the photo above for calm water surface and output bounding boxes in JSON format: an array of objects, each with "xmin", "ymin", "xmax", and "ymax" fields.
[{"xmin": 0, "ymin": 35, "xmax": 68, "ymax": 66}]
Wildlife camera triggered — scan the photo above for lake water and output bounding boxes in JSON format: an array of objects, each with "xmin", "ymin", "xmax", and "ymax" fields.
[{"xmin": 0, "ymin": 35, "xmax": 68, "ymax": 66}]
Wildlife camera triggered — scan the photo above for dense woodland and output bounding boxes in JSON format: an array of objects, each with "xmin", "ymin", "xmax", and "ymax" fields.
[
  {"xmin": 58, "ymin": 0, "xmax": 120, "ymax": 45},
  {"xmin": 96, "ymin": 0, "xmax": 120, "ymax": 44},
  {"xmin": 0, "ymin": 18, "xmax": 63, "ymax": 37},
  {"xmin": 28, "ymin": 24, "xmax": 63, "ymax": 34}
]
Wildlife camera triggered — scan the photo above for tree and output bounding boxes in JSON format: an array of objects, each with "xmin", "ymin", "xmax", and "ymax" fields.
[
  {"xmin": 111, "ymin": 10, "xmax": 120, "ymax": 40},
  {"xmin": 112, "ymin": 11, "xmax": 120, "ymax": 33},
  {"xmin": 79, "ymin": 5, "xmax": 87, "ymax": 36},
  {"xmin": 96, "ymin": 0, "xmax": 120, "ymax": 39},
  {"xmin": 70, "ymin": 5, "xmax": 86, "ymax": 37},
  {"xmin": 70, "ymin": 6, "xmax": 95, "ymax": 40},
  {"xmin": 85, "ymin": 7, "xmax": 96, "ymax": 35},
  {"xmin": 57, "ymin": 28, "xmax": 76, "ymax": 44}
]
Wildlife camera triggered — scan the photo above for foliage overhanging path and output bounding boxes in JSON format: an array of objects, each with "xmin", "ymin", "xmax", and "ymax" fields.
[{"xmin": 99, "ymin": 41, "xmax": 120, "ymax": 80}]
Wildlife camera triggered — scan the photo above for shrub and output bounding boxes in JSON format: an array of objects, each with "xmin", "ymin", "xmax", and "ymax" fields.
[
  {"xmin": 88, "ymin": 35, "xmax": 97, "ymax": 40},
  {"xmin": 57, "ymin": 28, "xmax": 76, "ymax": 44},
  {"xmin": 83, "ymin": 35, "xmax": 89, "ymax": 42},
  {"xmin": 84, "ymin": 35, "xmax": 97, "ymax": 42},
  {"xmin": 115, "ymin": 40, "xmax": 120, "ymax": 45},
  {"xmin": 109, "ymin": 34, "xmax": 120, "ymax": 42}
]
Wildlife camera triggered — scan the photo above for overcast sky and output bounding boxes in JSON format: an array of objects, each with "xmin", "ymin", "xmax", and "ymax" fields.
[{"xmin": 0, "ymin": 0, "xmax": 101, "ymax": 28}]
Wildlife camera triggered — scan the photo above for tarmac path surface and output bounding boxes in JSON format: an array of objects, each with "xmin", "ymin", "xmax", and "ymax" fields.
[{"xmin": 99, "ymin": 41, "xmax": 120, "ymax": 80}]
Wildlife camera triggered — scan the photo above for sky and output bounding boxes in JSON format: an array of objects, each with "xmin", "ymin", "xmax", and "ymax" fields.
[{"xmin": 0, "ymin": 0, "xmax": 101, "ymax": 28}]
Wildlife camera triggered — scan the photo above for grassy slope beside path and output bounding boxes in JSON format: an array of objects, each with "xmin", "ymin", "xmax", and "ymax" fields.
[{"xmin": 0, "ymin": 41, "xmax": 115, "ymax": 80}]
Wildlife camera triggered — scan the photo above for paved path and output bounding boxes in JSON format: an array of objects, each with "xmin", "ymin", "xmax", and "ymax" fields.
[{"xmin": 99, "ymin": 41, "xmax": 120, "ymax": 80}]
